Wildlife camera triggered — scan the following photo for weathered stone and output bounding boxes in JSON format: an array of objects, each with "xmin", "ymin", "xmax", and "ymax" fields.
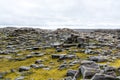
[
  {"xmin": 51, "ymin": 42, "xmax": 62, "ymax": 48},
  {"xmin": 89, "ymin": 56, "xmax": 107, "ymax": 62},
  {"xmin": 38, "ymin": 64, "xmax": 46, "ymax": 68},
  {"xmin": 51, "ymin": 54, "xmax": 66, "ymax": 59},
  {"xmin": 91, "ymin": 73, "xmax": 119, "ymax": 80},
  {"xmin": 64, "ymin": 34, "xmax": 79, "ymax": 44},
  {"xmin": 117, "ymin": 76, "xmax": 120, "ymax": 79},
  {"xmin": 104, "ymin": 66, "xmax": 116, "ymax": 72},
  {"xmin": 35, "ymin": 59, "xmax": 43, "ymax": 64},
  {"xmin": 117, "ymin": 44, "xmax": 120, "ymax": 49},
  {"xmin": 15, "ymin": 57, "xmax": 26, "ymax": 61},
  {"xmin": 30, "ymin": 64, "xmax": 39, "ymax": 69},
  {"xmin": 26, "ymin": 55, "xmax": 33, "ymax": 58},
  {"xmin": 31, "ymin": 52, "xmax": 40, "ymax": 55},
  {"xmin": 56, "ymin": 48, "xmax": 63, "ymax": 52},
  {"xmin": 84, "ymin": 49, "xmax": 92, "ymax": 54},
  {"xmin": 66, "ymin": 70, "xmax": 77, "ymax": 78},
  {"xmin": 15, "ymin": 76, "xmax": 24, "ymax": 80},
  {"xmin": 59, "ymin": 54, "xmax": 76, "ymax": 60},
  {"xmin": 105, "ymin": 71, "xmax": 116, "ymax": 77},
  {"xmin": 32, "ymin": 47, "xmax": 39, "ymax": 50},
  {"xmin": 19, "ymin": 66, "xmax": 30, "ymax": 72},
  {"xmin": 35, "ymin": 53, "xmax": 44, "ymax": 57},
  {"xmin": 59, "ymin": 64, "xmax": 68, "ymax": 70},
  {"xmin": 80, "ymin": 66, "xmax": 100, "ymax": 79},
  {"xmin": 80, "ymin": 60, "xmax": 100, "ymax": 79}
]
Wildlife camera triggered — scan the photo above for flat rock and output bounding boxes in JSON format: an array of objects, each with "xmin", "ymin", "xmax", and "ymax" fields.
[
  {"xmin": 19, "ymin": 66, "xmax": 31, "ymax": 72},
  {"xmin": 66, "ymin": 70, "xmax": 77, "ymax": 78},
  {"xmin": 91, "ymin": 73, "xmax": 120, "ymax": 80}
]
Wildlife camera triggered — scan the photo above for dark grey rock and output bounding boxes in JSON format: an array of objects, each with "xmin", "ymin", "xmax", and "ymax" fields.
[
  {"xmin": 32, "ymin": 47, "xmax": 39, "ymax": 50},
  {"xmin": 19, "ymin": 66, "xmax": 30, "ymax": 72},
  {"xmin": 51, "ymin": 54, "xmax": 66, "ymax": 59},
  {"xmin": 56, "ymin": 48, "xmax": 63, "ymax": 52},
  {"xmin": 81, "ymin": 60, "xmax": 100, "ymax": 69},
  {"xmin": 30, "ymin": 64, "xmax": 39, "ymax": 69},
  {"xmin": 0, "ymin": 74, "xmax": 3, "ymax": 79},
  {"xmin": 35, "ymin": 53, "xmax": 44, "ymax": 57},
  {"xmin": 66, "ymin": 55, "xmax": 76, "ymax": 59},
  {"xmin": 26, "ymin": 55, "xmax": 33, "ymax": 58},
  {"xmin": 91, "ymin": 73, "xmax": 119, "ymax": 80},
  {"xmin": 59, "ymin": 64, "xmax": 68, "ymax": 70},
  {"xmin": 85, "ymin": 49, "xmax": 92, "ymax": 54},
  {"xmin": 35, "ymin": 59, "xmax": 43, "ymax": 64},
  {"xmin": 38, "ymin": 64, "xmax": 46, "ymax": 68},
  {"xmin": 80, "ymin": 60, "xmax": 100, "ymax": 79},
  {"xmin": 104, "ymin": 66, "xmax": 116, "ymax": 72},
  {"xmin": 89, "ymin": 56, "xmax": 107, "ymax": 62},
  {"xmin": 15, "ymin": 57, "xmax": 26, "ymax": 61},
  {"xmin": 80, "ymin": 66, "xmax": 100, "ymax": 79},
  {"xmin": 66, "ymin": 70, "xmax": 77, "ymax": 78}
]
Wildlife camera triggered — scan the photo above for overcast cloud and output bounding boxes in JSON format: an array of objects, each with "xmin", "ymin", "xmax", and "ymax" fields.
[{"xmin": 0, "ymin": 0, "xmax": 120, "ymax": 29}]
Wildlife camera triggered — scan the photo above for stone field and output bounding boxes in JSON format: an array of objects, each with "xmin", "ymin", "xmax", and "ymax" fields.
[{"xmin": 0, "ymin": 27, "xmax": 120, "ymax": 80}]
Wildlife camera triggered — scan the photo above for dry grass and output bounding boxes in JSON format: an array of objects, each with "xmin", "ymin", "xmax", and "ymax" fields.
[
  {"xmin": 110, "ymin": 59, "xmax": 120, "ymax": 68},
  {"xmin": 2, "ymin": 47, "xmax": 119, "ymax": 80}
]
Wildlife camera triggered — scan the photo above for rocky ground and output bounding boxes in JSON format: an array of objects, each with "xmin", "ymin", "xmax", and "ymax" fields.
[{"xmin": 0, "ymin": 27, "xmax": 120, "ymax": 80}]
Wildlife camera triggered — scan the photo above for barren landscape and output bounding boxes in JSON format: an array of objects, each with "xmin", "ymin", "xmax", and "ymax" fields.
[{"xmin": 0, "ymin": 27, "xmax": 120, "ymax": 80}]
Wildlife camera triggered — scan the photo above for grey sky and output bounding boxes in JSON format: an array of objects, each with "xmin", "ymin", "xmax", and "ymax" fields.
[{"xmin": 0, "ymin": 0, "xmax": 120, "ymax": 29}]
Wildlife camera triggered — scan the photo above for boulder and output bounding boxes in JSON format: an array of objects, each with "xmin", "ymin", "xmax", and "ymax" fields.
[
  {"xmin": 35, "ymin": 53, "xmax": 45, "ymax": 57},
  {"xmin": 31, "ymin": 52, "xmax": 40, "ymax": 55},
  {"xmin": 91, "ymin": 73, "xmax": 120, "ymax": 80},
  {"xmin": 50, "ymin": 42, "xmax": 62, "ymax": 48},
  {"xmin": 38, "ymin": 64, "xmax": 46, "ymax": 68},
  {"xmin": 80, "ymin": 66, "xmax": 100, "ymax": 79},
  {"xmin": 31, "ymin": 52, "xmax": 44, "ymax": 57},
  {"xmin": 19, "ymin": 66, "xmax": 30, "ymax": 72},
  {"xmin": 32, "ymin": 47, "xmax": 39, "ymax": 50},
  {"xmin": 30, "ymin": 64, "xmax": 39, "ymax": 69},
  {"xmin": 66, "ymin": 70, "xmax": 77, "ymax": 78},
  {"xmin": 51, "ymin": 54, "xmax": 66, "ymax": 59},
  {"xmin": 66, "ymin": 55, "xmax": 76, "ymax": 59},
  {"xmin": 85, "ymin": 49, "xmax": 92, "ymax": 54},
  {"xmin": 35, "ymin": 59, "xmax": 43, "ymax": 64},
  {"xmin": 26, "ymin": 55, "xmax": 33, "ymax": 58},
  {"xmin": 15, "ymin": 57, "xmax": 26, "ymax": 61},
  {"xmin": 56, "ymin": 48, "xmax": 63, "ymax": 52},
  {"xmin": 105, "ymin": 71, "xmax": 116, "ymax": 77},
  {"xmin": 69, "ymin": 60, "xmax": 80, "ymax": 66},
  {"xmin": 64, "ymin": 34, "xmax": 79, "ymax": 43},
  {"xmin": 80, "ymin": 60, "xmax": 100, "ymax": 79},
  {"xmin": 117, "ymin": 76, "xmax": 120, "ymax": 79},
  {"xmin": 89, "ymin": 56, "xmax": 107, "ymax": 62},
  {"xmin": 117, "ymin": 44, "xmax": 120, "ymax": 49},
  {"xmin": 59, "ymin": 64, "xmax": 68, "ymax": 70},
  {"xmin": 0, "ymin": 74, "xmax": 3, "ymax": 79},
  {"xmin": 104, "ymin": 66, "xmax": 116, "ymax": 72},
  {"xmin": 59, "ymin": 54, "xmax": 76, "ymax": 60},
  {"xmin": 81, "ymin": 60, "xmax": 100, "ymax": 69}
]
